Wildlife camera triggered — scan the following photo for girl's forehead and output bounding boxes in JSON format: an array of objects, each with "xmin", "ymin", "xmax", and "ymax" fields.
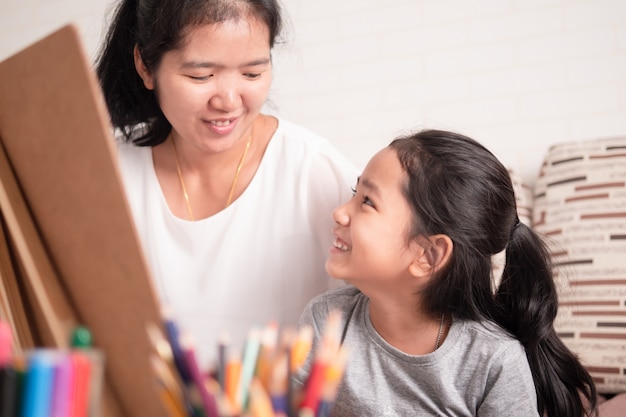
[
  {"xmin": 365, "ymin": 148, "xmax": 401, "ymax": 173},
  {"xmin": 361, "ymin": 148, "xmax": 405, "ymax": 187}
]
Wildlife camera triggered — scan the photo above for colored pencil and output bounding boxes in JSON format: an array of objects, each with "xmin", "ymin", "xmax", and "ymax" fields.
[
  {"xmin": 180, "ymin": 333, "xmax": 220, "ymax": 417},
  {"xmin": 268, "ymin": 349, "xmax": 289, "ymax": 417},
  {"xmin": 163, "ymin": 311, "xmax": 192, "ymax": 384},
  {"xmin": 49, "ymin": 354, "xmax": 72, "ymax": 417},
  {"xmin": 0, "ymin": 320, "xmax": 17, "ymax": 417},
  {"xmin": 315, "ymin": 345, "xmax": 349, "ymax": 417},
  {"xmin": 299, "ymin": 310, "xmax": 344, "ymax": 416},
  {"xmin": 151, "ymin": 354, "xmax": 188, "ymax": 417},
  {"xmin": 21, "ymin": 351, "xmax": 55, "ymax": 417},
  {"xmin": 224, "ymin": 349, "xmax": 242, "ymax": 413},
  {"xmin": 217, "ymin": 332, "xmax": 229, "ymax": 391},
  {"xmin": 147, "ymin": 321, "xmax": 197, "ymax": 417},
  {"xmin": 69, "ymin": 350, "xmax": 92, "ymax": 417},
  {"xmin": 236, "ymin": 327, "xmax": 262, "ymax": 411},
  {"xmin": 290, "ymin": 326, "xmax": 313, "ymax": 373},
  {"xmin": 256, "ymin": 323, "xmax": 278, "ymax": 390},
  {"xmin": 248, "ymin": 377, "xmax": 276, "ymax": 417}
]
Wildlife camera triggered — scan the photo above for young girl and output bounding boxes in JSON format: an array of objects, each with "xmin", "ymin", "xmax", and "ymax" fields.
[
  {"xmin": 95, "ymin": 0, "xmax": 357, "ymax": 367},
  {"xmin": 296, "ymin": 129, "xmax": 597, "ymax": 416}
]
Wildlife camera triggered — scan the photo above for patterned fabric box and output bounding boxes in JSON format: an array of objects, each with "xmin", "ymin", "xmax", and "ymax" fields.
[{"xmin": 532, "ymin": 137, "xmax": 626, "ymax": 394}]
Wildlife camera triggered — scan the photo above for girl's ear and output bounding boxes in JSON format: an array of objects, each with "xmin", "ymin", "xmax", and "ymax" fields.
[
  {"xmin": 133, "ymin": 45, "xmax": 155, "ymax": 90},
  {"xmin": 409, "ymin": 234, "xmax": 453, "ymax": 278}
]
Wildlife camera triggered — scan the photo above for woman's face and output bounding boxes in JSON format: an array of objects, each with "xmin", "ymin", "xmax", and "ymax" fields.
[{"xmin": 137, "ymin": 17, "xmax": 272, "ymax": 153}]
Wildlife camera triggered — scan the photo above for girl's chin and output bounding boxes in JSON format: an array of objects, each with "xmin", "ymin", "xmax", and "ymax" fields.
[{"xmin": 325, "ymin": 263, "xmax": 348, "ymax": 281}]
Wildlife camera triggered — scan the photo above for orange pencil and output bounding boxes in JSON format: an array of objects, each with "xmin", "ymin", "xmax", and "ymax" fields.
[
  {"xmin": 290, "ymin": 325, "xmax": 313, "ymax": 373},
  {"xmin": 225, "ymin": 350, "xmax": 242, "ymax": 413},
  {"xmin": 256, "ymin": 323, "xmax": 278, "ymax": 390},
  {"xmin": 151, "ymin": 355, "xmax": 188, "ymax": 417}
]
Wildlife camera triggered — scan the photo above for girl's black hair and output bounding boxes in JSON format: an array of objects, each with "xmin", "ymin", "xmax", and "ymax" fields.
[
  {"xmin": 389, "ymin": 129, "xmax": 597, "ymax": 417},
  {"xmin": 95, "ymin": 0, "xmax": 283, "ymax": 146}
]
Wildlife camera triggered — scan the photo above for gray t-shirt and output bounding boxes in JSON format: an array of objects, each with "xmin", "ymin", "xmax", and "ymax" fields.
[{"xmin": 295, "ymin": 285, "xmax": 539, "ymax": 417}]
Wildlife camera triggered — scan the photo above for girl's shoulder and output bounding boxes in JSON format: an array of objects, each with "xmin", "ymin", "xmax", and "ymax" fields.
[
  {"xmin": 301, "ymin": 285, "xmax": 364, "ymax": 327},
  {"xmin": 315, "ymin": 285, "xmax": 363, "ymax": 310},
  {"xmin": 456, "ymin": 319, "xmax": 526, "ymax": 360}
]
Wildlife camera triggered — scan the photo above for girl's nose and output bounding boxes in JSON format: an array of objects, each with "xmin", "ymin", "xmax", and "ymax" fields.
[{"xmin": 332, "ymin": 201, "xmax": 350, "ymax": 226}]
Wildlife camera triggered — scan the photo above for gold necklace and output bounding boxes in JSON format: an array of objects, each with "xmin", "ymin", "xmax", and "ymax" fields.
[
  {"xmin": 434, "ymin": 313, "xmax": 446, "ymax": 350},
  {"xmin": 171, "ymin": 131, "xmax": 253, "ymax": 220}
]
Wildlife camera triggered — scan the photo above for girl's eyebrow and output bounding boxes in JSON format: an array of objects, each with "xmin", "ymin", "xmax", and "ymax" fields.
[{"xmin": 357, "ymin": 176, "xmax": 380, "ymax": 195}]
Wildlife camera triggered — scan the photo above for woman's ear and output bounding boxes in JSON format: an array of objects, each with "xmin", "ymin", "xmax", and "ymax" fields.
[
  {"xmin": 133, "ymin": 45, "xmax": 155, "ymax": 90},
  {"xmin": 409, "ymin": 234, "xmax": 453, "ymax": 278}
]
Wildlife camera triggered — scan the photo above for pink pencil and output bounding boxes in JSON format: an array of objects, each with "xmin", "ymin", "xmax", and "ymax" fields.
[
  {"xmin": 180, "ymin": 333, "xmax": 219, "ymax": 417},
  {"xmin": 50, "ymin": 354, "xmax": 73, "ymax": 417}
]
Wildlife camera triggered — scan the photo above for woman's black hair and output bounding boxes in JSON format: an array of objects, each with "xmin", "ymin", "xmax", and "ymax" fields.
[
  {"xmin": 389, "ymin": 129, "xmax": 597, "ymax": 417},
  {"xmin": 95, "ymin": 0, "xmax": 283, "ymax": 146}
]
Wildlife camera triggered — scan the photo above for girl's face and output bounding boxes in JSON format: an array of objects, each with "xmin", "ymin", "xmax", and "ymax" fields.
[
  {"xmin": 136, "ymin": 17, "xmax": 272, "ymax": 153},
  {"xmin": 327, "ymin": 147, "xmax": 418, "ymax": 287}
]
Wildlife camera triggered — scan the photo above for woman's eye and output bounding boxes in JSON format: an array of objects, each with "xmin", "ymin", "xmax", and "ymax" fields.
[
  {"xmin": 188, "ymin": 75, "xmax": 212, "ymax": 81},
  {"xmin": 244, "ymin": 73, "xmax": 261, "ymax": 79},
  {"xmin": 362, "ymin": 196, "xmax": 375, "ymax": 207},
  {"xmin": 350, "ymin": 187, "xmax": 357, "ymax": 197}
]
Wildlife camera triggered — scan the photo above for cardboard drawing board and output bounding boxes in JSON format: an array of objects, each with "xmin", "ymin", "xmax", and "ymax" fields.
[{"xmin": 0, "ymin": 24, "xmax": 168, "ymax": 417}]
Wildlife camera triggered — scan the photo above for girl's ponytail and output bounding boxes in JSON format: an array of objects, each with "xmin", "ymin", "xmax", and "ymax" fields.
[{"xmin": 495, "ymin": 223, "xmax": 597, "ymax": 417}]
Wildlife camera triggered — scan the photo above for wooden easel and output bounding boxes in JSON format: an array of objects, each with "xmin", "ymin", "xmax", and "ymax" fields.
[{"xmin": 0, "ymin": 25, "xmax": 169, "ymax": 417}]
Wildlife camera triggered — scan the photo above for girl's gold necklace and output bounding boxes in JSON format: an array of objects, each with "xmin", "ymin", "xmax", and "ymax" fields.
[{"xmin": 171, "ymin": 131, "xmax": 253, "ymax": 220}]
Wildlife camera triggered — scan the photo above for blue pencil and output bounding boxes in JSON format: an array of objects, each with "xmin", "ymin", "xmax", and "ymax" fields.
[
  {"xmin": 163, "ymin": 312, "xmax": 191, "ymax": 384},
  {"xmin": 21, "ymin": 351, "xmax": 55, "ymax": 417},
  {"xmin": 236, "ymin": 327, "xmax": 262, "ymax": 411}
]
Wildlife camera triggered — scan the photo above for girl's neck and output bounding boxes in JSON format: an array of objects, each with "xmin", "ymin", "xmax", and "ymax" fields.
[{"xmin": 368, "ymin": 297, "xmax": 449, "ymax": 355}]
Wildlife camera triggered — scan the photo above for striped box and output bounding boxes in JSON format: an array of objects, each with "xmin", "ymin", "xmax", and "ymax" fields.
[{"xmin": 533, "ymin": 136, "xmax": 626, "ymax": 394}]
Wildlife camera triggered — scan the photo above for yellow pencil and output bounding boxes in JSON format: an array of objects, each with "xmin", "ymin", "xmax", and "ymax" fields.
[
  {"xmin": 290, "ymin": 325, "xmax": 313, "ymax": 372},
  {"xmin": 150, "ymin": 355, "xmax": 188, "ymax": 417},
  {"xmin": 248, "ymin": 377, "xmax": 276, "ymax": 417}
]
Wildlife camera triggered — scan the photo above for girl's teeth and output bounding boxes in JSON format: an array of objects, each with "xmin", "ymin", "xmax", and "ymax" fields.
[
  {"xmin": 211, "ymin": 120, "xmax": 232, "ymax": 127},
  {"xmin": 334, "ymin": 238, "xmax": 349, "ymax": 251}
]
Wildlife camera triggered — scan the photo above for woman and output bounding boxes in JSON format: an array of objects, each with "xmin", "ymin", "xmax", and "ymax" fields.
[{"xmin": 95, "ymin": 0, "xmax": 357, "ymax": 367}]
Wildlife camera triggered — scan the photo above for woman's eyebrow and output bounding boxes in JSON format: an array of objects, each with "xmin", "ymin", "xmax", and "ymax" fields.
[{"xmin": 180, "ymin": 58, "xmax": 271, "ymax": 69}]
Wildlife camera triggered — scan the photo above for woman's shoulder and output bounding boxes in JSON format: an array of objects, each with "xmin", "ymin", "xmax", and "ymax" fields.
[
  {"xmin": 114, "ymin": 132, "xmax": 153, "ymax": 180},
  {"xmin": 272, "ymin": 118, "xmax": 340, "ymax": 152},
  {"xmin": 270, "ymin": 117, "xmax": 357, "ymax": 177}
]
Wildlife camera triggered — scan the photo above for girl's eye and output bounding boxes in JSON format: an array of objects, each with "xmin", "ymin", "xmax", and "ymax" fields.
[
  {"xmin": 362, "ymin": 196, "xmax": 375, "ymax": 208},
  {"xmin": 244, "ymin": 73, "xmax": 261, "ymax": 79},
  {"xmin": 350, "ymin": 187, "xmax": 357, "ymax": 197}
]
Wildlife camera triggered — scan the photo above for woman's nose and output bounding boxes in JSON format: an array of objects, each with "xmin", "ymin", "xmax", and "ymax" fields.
[{"xmin": 209, "ymin": 78, "xmax": 241, "ymax": 112}]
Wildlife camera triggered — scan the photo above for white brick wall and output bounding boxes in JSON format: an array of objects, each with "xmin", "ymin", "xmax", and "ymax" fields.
[
  {"xmin": 1, "ymin": 0, "xmax": 625, "ymax": 184},
  {"xmin": 272, "ymin": 0, "xmax": 626, "ymax": 183}
]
